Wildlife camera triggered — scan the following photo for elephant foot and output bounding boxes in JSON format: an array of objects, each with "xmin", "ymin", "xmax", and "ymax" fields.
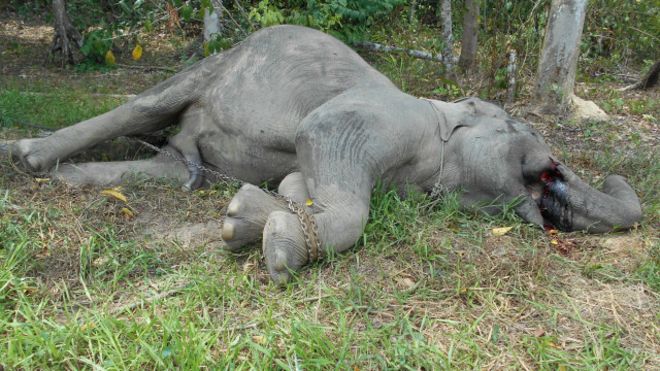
[
  {"xmin": 222, "ymin": 184, "xmax": 289, "ymax": 251},
  {"xmin": 263, "ymin": 211, "xmax": 309, "ymax": 285},
  {"xmin": 11, "ymin": 138, "xmax": 52, "ymax": 173},
  {"xmin": 0, "ymin": 139, "xmax": 16, "ymax": 157}
]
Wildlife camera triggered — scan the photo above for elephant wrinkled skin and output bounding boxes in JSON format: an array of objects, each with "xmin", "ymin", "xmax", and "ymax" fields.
[{"xmin": 5, "ymin": 25, "xmax": 642, "ymax": 284}]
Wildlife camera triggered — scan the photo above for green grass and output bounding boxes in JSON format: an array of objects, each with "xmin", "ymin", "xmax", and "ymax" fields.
[
  {"xmin": 1, "ymin": 33, "xmax": 659, "ymax": 370},
  {"xmin": 0, "ymin": 88, "xmax": 125, "ymax": 129}
]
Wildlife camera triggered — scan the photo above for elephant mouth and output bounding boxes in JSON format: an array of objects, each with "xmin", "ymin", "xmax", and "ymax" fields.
[
  {"xmin": 526, "ymin": 160, "xmax": 574, "ymax": 231},
  {"xmin": 538, "ymin": 167, "xmax": 573, "ymax": 231}
]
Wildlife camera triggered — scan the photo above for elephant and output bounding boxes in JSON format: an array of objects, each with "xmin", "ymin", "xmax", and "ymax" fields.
[{"xmin": 4, "ymin": 25, "xmax": 642, "ymax": 284}]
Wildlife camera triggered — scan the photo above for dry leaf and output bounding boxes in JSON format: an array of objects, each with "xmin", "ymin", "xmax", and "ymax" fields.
[
  {"xmin": 81, "ymin": 322, "xmax": 96, "ymax": 331},
  {"xmin": 34, "ymin": 178, "xmax": 50, "ymax": 183},
  {"xmin": 491, "ymin": 226, "xmax": 513, "ymax": 236},
  {"xmin": 534, "ymin": 328, "xmax": 545, "ymax": 337},
  {"xmin": 252, "ymin": 335, "xmax": 265, "ymax": 344},
  {"xmin": 550, "ymin": 238, "xmax": 576, "ymax": 255},
  {"xmin": 131, "ymin": 44, "xmax": 143, "ymax": 61},
  {"xmin": 397, "ymin": 277, "xmax": 416, "ymax": 289},
  {"xmin": 121, "ymin": 207, "xmax": 135, "ymax": 219},
  {"xmin": 101, "ymin": 189, "xmax": 128, "ymax": 203},
  {"xmin": 105, "ymin": 50, "xmax": 116, "ymax": 65}
]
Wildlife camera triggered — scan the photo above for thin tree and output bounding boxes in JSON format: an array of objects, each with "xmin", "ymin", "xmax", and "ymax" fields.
[
  {"xmin": 50, "ymin": 0, "xmax": 83, "ymax": 65},
  {"xmin": 458, "ymin": 0, "xmax": 479, "ymax": 70},
  {"xmin": 203, "ymin": 0, "xmax": 223, "ymax": 44},
  {"xmin": 534, "ymin": 0, "xmax": 588, "ymax": 111},
  {"xmin": 439, "ymin": 0, "xmax": 454, "ymax": 73}
]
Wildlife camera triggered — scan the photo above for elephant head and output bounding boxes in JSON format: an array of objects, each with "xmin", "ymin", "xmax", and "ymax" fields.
[{"xmin": 432, "ymin": 98, "xmax": 642, "ymax": 233}]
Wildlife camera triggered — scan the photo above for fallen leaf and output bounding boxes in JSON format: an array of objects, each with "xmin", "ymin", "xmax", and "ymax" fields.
[
  {"xmin": 397, "ymin": 277, "xmax": 416, "ymax": 290},
  {"xmin": 550, "ymin": 238, "xmax": 576, "ymax": 255},
  {"xmin": 131, "ymin": 44, "xmax": 143, "ymax": 61},
  {"xmin": 534, "ymin": 328, "xmax": 545, "ymax": 337},
  {"xmin": 121, "ymin": 207, "xmax": 135, "ymax": 219},
  {"xmin": 34, "ymin": 178, "xmax": 50, "ymax": 183},
  {"xmin": 81, "ymin": 322, "xmax": 96, "ymax": 331},
  {"xmin": 305, "ymin": 198, "xmax": 314, "ymax": 206},
  {"xmin": 252, "ymin": 335, "xmax": 265, "ymax": 344},
  {"xmin": 101, "ymin": 189, "xmax": 128, "ymax": 203},
  {"xmin": 105, "ymin": 50, "xmax": 116, "ymax": 65},
  {"xmin": 491, "ymin": 226, "xmax": 513, "ymax": 236}
]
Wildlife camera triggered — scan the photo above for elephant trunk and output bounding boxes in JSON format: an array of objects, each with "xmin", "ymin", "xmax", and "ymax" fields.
[{"xmin": 539, "ymin": 163, "xmax": 642, "ymax": 233}]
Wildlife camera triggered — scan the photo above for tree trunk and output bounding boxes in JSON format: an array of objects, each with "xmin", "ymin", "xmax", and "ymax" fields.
[
  {"xmin": 50, "ymin": 0, "xmax": 83, "ymax": 65},
  {"xmin": 409, "ymin": 0, "xmax": 417, "ymax": 24},
  {"xmin": 534, "ymin": 0, "xmax": 588, "ymax": 111},
  {"xmin": 439, "ymin": 0, "xmax": 454, "ymax": 73},
  {"xmin": 619, "ymin": 60, "xmax": 660, "ymax": 91},
  {"xmin": 458, "ymin": 0, "xmax": 479, "ymax": 70},
  {"xmin": 506, "ymin": 49, "xmax": 517, "ymax": 104},
  {"xmin": 203, "ymin": 0, "xmax": 223, "ymax": 43}
]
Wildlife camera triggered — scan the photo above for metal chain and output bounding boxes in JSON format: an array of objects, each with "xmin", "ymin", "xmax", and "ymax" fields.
[
  {"xmin": 132, "ymin": 138, "xmax": 321, "ymax": 263},
  {"xmin": 421, "ymin": 98, "xmax": 448, "ymax": 200}
]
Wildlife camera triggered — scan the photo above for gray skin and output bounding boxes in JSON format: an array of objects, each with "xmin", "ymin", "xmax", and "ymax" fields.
[{"xmin": 5, "ymin": 25, "xmax": 642, "ymax": 284}]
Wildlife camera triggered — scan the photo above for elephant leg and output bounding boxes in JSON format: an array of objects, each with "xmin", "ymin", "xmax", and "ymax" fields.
[
  {"xmin": 51, "ymin": 149, "xmax": 190, "ymax": 187},
  {"xmin": 221, "ymin": 172, "xmax": 309, "ymax": 252},
  {"xmin": 263, "ymin": 185, "xmax": 370, "ymax": 285},
  {"xmin": 11, "ymin": 67, "xmax": 202, "ymax": 173},
  {"xmin": 277, "ymin": 171, "xmax": 310, "ymax": 203}
]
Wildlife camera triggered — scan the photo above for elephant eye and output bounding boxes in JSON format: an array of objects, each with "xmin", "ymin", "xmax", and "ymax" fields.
[{"xmin": 539, "ymin": 158, "xmax": 564, "ymax": 186}]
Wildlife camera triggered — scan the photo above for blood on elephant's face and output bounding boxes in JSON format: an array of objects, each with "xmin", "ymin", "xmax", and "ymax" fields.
[{"xmin": 438, "ymin": 109, "xmax": 641, "ymax": 233}]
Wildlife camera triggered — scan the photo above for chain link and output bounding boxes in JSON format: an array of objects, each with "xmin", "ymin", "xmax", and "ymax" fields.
[
  {"xmin": 133, "ymin": 138, "xmax": 321, "ymax": 263},
  {"xmin": 421, "ymin": 98, "xmax": 448, "ymax": 200}
]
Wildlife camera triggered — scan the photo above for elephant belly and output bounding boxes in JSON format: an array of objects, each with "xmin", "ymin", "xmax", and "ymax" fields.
[{"xmin": 198, "ymin": 131, "xmax": 298, "ymax": 184}]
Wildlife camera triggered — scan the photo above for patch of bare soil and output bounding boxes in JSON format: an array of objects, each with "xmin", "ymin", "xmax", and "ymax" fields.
[
  {"xmin": 139, "ymin": 211, "xmax": 226, "ymax": 251},
  {"xmin": 1, "ymin": 150, "xmax": 229, "ymax": 286},
  {"xmin": 0, "ymin": 11, "xmax": 198, "ymax": 94}
]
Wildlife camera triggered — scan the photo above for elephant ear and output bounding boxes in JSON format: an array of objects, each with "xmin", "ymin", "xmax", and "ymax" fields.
[{"xmin": 426, "ymin": 99, "xmax": 477, "ymax": 142}]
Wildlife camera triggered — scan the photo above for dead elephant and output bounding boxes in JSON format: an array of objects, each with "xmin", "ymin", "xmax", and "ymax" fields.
[{"xmin": 5, "ymin": 25, "xmax": 642, "ymax": 284}]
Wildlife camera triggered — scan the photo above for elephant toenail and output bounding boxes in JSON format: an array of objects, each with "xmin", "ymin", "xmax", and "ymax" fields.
[
  {"xmin": 273, "ymin": 251, "xmax": 287, "ymax": 271},
  {"xmin": 221, "ymin": 222, "xmax": 235, "ymax": 240},
  {"xmin": 272, "ymin": 272, "xmax": 290, "ymax": 286},
  {"xmin": 227, "ymin": 200, "xmax": 240, "ymax": 216}
]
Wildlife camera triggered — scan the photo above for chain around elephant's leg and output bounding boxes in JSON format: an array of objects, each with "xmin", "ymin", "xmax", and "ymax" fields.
[{"xmin": 262, "ymin": 186, "xmax": 370, "ymax": 284}]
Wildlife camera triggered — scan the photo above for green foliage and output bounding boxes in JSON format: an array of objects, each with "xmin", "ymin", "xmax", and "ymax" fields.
[
  {"xmin": 79, "ymin": 28, "xmax": 114, "ymax": 64},
  {"xmin": 203, "ymin": 34, "xmax": 234, "ymax": 56},
  {"xmin": 582, "ymin": 0, "xmax": 659, "ymax": 73},
  {"xmin": 249, "ymin": 0, "xmax": 286, "ymax": 27},
  {"xmin": 249, "ymin": 0, "xmax": 404, "ymax": 41}
]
